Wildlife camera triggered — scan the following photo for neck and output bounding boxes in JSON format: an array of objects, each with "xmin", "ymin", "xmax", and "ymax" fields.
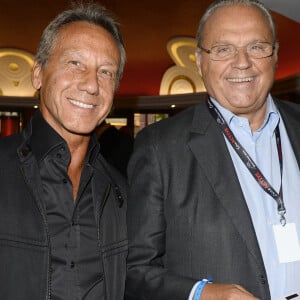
[
  {"xmin": 239, "ymin": 109, "xmax": 266, "ymax": 132},
  {"xmin": 67, "ymin": 138, "xmax": 90, "ymax": 201}
]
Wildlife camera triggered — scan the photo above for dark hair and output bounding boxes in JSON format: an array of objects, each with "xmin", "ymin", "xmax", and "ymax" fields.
[
  {"xmin": 196, "ymin": 0, "xmax": 278, "ymax": 51},
  {"xmin": 35, "ymin": 1, "xmax": 126, "ymax": 85}
]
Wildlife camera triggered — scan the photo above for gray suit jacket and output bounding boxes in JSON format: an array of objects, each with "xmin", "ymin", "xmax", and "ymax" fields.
[{"xmin": 125, "ymin": 98, "xmax": 300, "ymax": 300}]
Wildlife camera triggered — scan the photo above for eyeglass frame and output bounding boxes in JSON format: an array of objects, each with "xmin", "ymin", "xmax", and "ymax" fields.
[{"xmin": 197, "ymin": 41, "xmax": 277, "ymax": 61}]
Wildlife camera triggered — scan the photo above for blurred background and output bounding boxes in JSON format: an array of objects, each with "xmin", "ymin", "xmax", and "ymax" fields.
[{"xmin": 0, "ymin": 0, "xmax": 299, "ymax": 137}]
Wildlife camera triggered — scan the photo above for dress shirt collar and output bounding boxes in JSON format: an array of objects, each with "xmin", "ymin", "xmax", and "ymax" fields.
[
  {"xmin": 209, "ymin": 94, "xmax": 280, "ymax": 137},
  {"xmin": 28, "ymin": 110, "xmax": 100, "ymax": 165}
]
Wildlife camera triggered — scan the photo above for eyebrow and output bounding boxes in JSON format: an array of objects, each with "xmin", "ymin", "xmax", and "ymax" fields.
[{"xmin": 211, "ymin": 39, "xmax": 269, "ymax": 46}]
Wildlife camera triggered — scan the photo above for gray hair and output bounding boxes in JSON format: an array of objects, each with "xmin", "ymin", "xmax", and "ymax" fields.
[
  {"xmin": 35, "ymin": 1, "xmax": 126, "ymax": 87},
  {"xmin": 196, "ymin": 0, "xmax": 278, "ymax": 50}
]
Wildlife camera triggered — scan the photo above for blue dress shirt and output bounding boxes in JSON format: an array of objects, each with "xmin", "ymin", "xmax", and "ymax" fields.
[{"xmin": 212, "ymin": 95, "xmax": 300, "ymax": 299}]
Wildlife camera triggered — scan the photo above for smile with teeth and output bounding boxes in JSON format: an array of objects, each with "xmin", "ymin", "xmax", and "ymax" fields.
[
  {"xmin": 68, "ymin": 98, "xmax": 95, "ymax": 109},
  {"xmin": 227, "ymin": 77, "xmax": 254, "ymax": 83}
]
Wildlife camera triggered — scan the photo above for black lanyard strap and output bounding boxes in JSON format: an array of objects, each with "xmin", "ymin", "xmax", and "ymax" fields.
[{"xmin": 206, "ymin": 97, "xmax": 286, "ymax": 226}]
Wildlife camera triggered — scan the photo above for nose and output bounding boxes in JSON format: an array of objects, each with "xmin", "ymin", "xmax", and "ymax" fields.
[
  {"xmin": 232, "ymin": 47, "xmax": 252, "ymax": 69},
  {"xmin": 78, "ymin": 69, "xmax": 99, "ymax": 95}
]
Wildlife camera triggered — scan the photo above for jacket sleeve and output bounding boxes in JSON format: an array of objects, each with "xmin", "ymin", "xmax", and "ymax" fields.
[{"xmin": 125, "ymin": 125, "xmax": 197, "ymax": 300}]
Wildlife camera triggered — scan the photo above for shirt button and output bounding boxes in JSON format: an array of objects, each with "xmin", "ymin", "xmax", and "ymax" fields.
[
  {"xmin": 56, "ymin": 153, "xmax": 62, "ymax": 159},
  {"xmin": 259, "ymin": 274, "xmax": 266, "ymax": 284},
  {"xmin": 62, "ymin": 178, "xmax": 68, "ymax": 184},
  {"xmin": 70, "ymin": 261, "xmax": 75, "ymax": 268}
]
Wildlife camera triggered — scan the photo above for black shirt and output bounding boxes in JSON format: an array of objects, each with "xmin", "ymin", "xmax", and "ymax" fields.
[{"xmin": 30, "ymin": 112, "xmax": 104, "ymax": 299}]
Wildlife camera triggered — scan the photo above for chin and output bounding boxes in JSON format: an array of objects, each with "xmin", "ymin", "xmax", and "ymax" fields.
[{"xmin": 67, "ymin": 126, "xmax": 94, "ymax": 136}]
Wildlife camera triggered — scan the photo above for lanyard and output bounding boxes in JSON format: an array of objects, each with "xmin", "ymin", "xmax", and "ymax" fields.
[{"xmin": 206, "ymin": 97, "xmax": 286, "ymax": 226}]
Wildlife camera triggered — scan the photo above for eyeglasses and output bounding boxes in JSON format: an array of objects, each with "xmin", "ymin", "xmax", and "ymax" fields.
[{"xmin": 199, "ymin": 42, "xmax": 275, "ymax": 61}]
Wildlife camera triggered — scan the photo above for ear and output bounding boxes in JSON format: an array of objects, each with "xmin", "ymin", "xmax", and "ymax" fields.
[
  {"xmin": 31, "ymin": 61, "xmax": 43, "ymax": 90},
  {"xmin": 195, "ymin": 49, "xmax": 202, "ymax": 77}
]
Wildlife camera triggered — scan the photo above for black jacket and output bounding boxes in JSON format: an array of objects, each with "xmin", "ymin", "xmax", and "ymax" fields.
[
  {"xmin": 0, "ymin": 113, "xmax": 128, "ymax": 300},
  {"xmin": 126, "ymin": 98, "xmax": 300, "ymax": 300}
]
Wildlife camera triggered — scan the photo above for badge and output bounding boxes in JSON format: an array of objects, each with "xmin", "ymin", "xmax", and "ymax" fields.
[{"xmin": 273, "ymin": 223, "xmax": 300, "ymax": 263}]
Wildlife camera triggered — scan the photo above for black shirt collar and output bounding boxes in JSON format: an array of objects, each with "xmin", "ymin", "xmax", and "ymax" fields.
[{"xmin": 28, "ymin": 110, "xmax": 100, "ymax": 165}]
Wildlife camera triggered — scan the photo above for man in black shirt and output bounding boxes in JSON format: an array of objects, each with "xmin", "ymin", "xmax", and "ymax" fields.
[{"xmin": 0, "ymin": 2, "xmax": 127, "ymax": 299}]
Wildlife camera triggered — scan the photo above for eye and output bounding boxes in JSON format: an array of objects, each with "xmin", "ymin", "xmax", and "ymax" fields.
[
  {"xmin": 250, "ymin": 43, "xmax": 264, "ymax": 51},
  {"xmin": 69, "ymin": 60, "xmax": 80, "ymax": 66},
  {"xmin": 211, "ymin": 45, "xmax": 234, "ymax": 59},
  {"xmin": 215, "ymin": 45, "xmax": 232, "ymax": 54},
  {"xmin": 248, "ymin": 43, "xmax": 272, "ymax": 57},
  {"xmin": 67, "ymin": 60, "xmax": 87, "ymax": 72},
  {"xmin": 99, "ymin": 69, "xmax": 115, "ymax": 79},
  {"xmin": 68, "ymin": 60, "xmax": 86, "ymax": 71}
]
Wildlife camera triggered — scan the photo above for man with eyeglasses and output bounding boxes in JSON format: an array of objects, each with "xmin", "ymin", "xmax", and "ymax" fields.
[{"xmin": 125, "ymin": 1, "xmax": 300, "ymax": 300}]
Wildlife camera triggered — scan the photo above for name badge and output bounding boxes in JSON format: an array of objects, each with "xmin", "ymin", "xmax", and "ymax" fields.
[{"xmin": 273, "ymin": 223, "xmax": 300, "ymax": 263}]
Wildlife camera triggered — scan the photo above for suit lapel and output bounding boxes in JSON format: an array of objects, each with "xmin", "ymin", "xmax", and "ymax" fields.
[
  {"xmin": 276, "ymin": 99, "xmax": 300, "ymax": 167},
  {"xmin": 187, "ymin": 102, "xmax": 265, "ymax": 266}
]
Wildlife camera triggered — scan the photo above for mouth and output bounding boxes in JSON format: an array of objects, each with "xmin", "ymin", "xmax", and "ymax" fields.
[
  {"xmin": 226, "ymin": 77, "xmax": 255, "ymax": 83},
  {"xmin": 68, "ymin": 98, "xmax": 96, "ymax": 109}
]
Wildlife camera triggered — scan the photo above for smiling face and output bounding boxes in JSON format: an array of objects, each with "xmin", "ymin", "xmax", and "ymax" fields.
[
  {"xmin": 32, "ymin": 21, "xmax": 120, "ymax": 140},
  {"xmin": 196, "ymin": 4, "xmax": 277, "ymax": 128}
]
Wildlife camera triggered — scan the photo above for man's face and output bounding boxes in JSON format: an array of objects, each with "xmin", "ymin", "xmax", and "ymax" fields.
[
  {"xmin": 196, "ymin": 5, "xmax": 277, "ymax": 119},
  {"xmin": 32, "ymin": 21, "xmax": 120, "ymax": 139}
]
